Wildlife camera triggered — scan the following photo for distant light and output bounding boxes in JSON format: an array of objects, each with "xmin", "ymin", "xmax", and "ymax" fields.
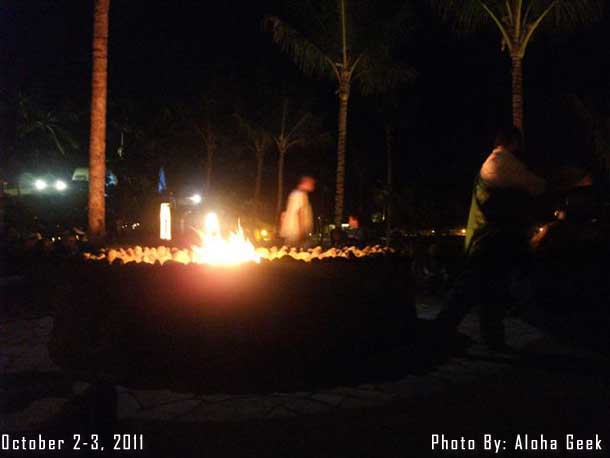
[
  {"xmin": 431, "ymin": 229, "xmax": 436, "ymax": 234},
  {"xmin": 189, "ymin": 194, "xmax": 202, "ymax": 204},
  {"xmin": 260, "ymin": 229, "xmax": 269, "ymax": 237},
  {"xmin": 34, "ymin": 179, "xmax": 47, "ymax": 191},
  {"xmin": 461, "ymin": 228, "xmax": 467, "ymax": 235},
  {"xmin": 538, "ymin": 227, "xmax": 544, "ymax": 233},
  {"xmin": 54, "ymin": 180, "xmax": 67, "ymax": 191},
  {"xmin": 160, "ymin": 203, "xmax": 172, "ymax": 240}
]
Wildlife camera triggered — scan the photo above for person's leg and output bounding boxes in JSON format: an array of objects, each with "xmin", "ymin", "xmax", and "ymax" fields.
[
  {"xmin": 479, "ymin": 235, "xmax": 529, "ymax": 349},
  {"xmin": 477, "ymin": 246, "xmax": 515, "ymax": 349},
  {"xmin": 436, "ymin": 255, "xmax": 485, "ymax": 332},
  {"xmin": 478, "ymin": 270, "xmax": 508, "ymax": 349}
]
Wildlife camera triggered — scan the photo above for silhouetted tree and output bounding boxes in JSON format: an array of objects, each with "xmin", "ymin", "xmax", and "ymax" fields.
[
  {"xmin": 234, "ymin": 114, "xmax": 272, "ymax": 207},
  {"xmin": 17, "ymin": 93, "xmax": 79, "ymax": 160},
  {"xmin": 269, "ymin": 99, "xmax": 315, "ymax": 218},
  {"xmin": 88, "ymin": 0, "xmax": 110, "ymax": 238},
  {"xmin": 432, "ymin": 0, "xmax": 603, "ymax": 131},
  {"xmin": 266, "ymin": 0, "xmax": 415, "ymax": 224}
]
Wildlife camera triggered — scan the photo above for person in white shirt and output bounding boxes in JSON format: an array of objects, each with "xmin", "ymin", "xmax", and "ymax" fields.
[{"xmin": 279, "ymin": 176, "xmax": 315, "ymax": 247}]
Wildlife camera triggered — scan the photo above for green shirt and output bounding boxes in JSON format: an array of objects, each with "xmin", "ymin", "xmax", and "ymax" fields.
[{"xmin": 464, "ymin": 174, "xmax": 532, "ymax": 256}]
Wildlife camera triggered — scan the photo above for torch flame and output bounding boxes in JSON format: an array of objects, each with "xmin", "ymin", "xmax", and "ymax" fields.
[{"xmin": 192, "ymin": 212, "xmax": 261, "ymax": 266}]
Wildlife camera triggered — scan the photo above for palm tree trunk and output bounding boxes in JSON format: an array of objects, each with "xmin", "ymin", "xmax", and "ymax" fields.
[
  {"xmin": 205, "ymin": 146, "xmax": 214, "ymax": 193},
  {"xmin": 88, "ymin": 0, "xmax": 110, "ymax": 239},
  {"xmin": 254, "ymin": 153, "xmax": 263, "ymax": 206},
  {"xmin": 276, "ymin": 148, "xmax": 286, "ymax": 217},
  {"xmin": 334, "ymin": 83, "xmax": 349, "ymax": 225},
  {"xmin": 511, "ymin": 55, "xmax": 524, "ymax": 132},
  {"xmin": 357, "ymin": 171, "xmax": 364, "ymax": 214},
  {"xmin": 385, "ymin": 124, "xmax": 394, "ymax": 236}
]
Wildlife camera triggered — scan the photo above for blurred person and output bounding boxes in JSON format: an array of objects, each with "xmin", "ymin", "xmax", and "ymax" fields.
[
  {"xmin": 347, "ymin": 213, "xmax": 367, "ymax": 246},
  {"xmin": 532, "ymin": 164, "xmax": 598, "ymax": 251},
  {"xmin": 330, "ymin": 227, "xmax": 347, "ymax": 247},
  {"xmin": 280, "ymin": 176, "xmax": 315, "ymax": 248},
  {"xmin": 435, "ymin": 127, "xmax": 546, "ymax": 351}
]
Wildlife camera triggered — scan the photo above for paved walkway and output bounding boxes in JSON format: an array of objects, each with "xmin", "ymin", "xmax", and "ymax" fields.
[{"xmin": 2, "ymin": 302, "xmax": 606, "ymax": 434}]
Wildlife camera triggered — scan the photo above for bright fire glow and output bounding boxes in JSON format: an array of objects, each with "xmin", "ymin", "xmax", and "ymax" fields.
[
  {"xmin": 88, "ymin": 212, "xmax": 394, "ymax": 266},
  {"xmin": 86, "ymin": 244, "xmax": 393, "ymax": 266},
  {"xmin": 191, "ymin": 212, "xmax": 261, "ymax": 266}
]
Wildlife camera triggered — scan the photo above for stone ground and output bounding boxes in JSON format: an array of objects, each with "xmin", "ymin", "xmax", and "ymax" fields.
[{"xmin": 2, "ymin": 296, "xmax": 610, "ymax": 457}]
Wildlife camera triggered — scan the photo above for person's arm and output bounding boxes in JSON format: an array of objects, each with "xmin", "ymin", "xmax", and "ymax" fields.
[{"xmin": 481, "ymin": 149, "xmax": 546, "ymax": 196}]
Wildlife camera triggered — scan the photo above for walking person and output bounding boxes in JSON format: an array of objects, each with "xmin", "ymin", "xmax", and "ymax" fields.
[
  {"xmin": 279, "ymin": 176, "xmax": 315, "ymax": 248},
  {"xmin": 436, "ymin": 127, "xmax": 546, "ymax": 350}
]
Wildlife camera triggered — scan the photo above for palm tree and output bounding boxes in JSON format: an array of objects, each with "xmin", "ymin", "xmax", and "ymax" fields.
[
  {"xmin": 270, "ymin": 99, "xmax": 316, "ymax": 218},
  {"xmin": 234, "ymin": 114, "xmax": 272, "ymax": 207},
  {"xmin": 17, "ymin": 93, "xmax": 79, "ymax": 160},
  {"xmin": 384, "ymin": 123, "xmax": 395, "ymax": 236},
  {"xmin": 194, "ymin": 108, "xmax": 217, "ymax": 195},
  {"xmin": 266, "ymin": 0, "xmax": 415, "ymax": 225},
  {"xmin": 177, "ymin": 92, "xmax": 224, "ymax": 196},
  {"xmin": 377, "ymin": 94, "xmax": 420, "ymax": 235},
  {"xmin": 432, "ymin": 0, "xmax": 603, "ymax": 131},
  {"xmin": 108, "ymin": 99, "xmax": 141, "ymax": 161},
  {"xmin": 88, "ymin": 0, "xmax": 110, "ymax": 239}
]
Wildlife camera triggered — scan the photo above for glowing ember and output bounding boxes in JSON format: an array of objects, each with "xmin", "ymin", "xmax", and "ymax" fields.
[
  {"xmin": 86, "ymin": 211, "xmax": 393, "ymax": 266},
  {"xmin": 85, "ymin": 244, "xmax": 393, "ymax": 266}
]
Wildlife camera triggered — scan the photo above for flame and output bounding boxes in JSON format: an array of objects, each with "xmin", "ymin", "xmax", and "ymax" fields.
[
  {"xmin": 191, "ymin": 212, "xmax": 261, "ymax": 266},
  {"xmin": 85, "ymin": 210, "xmax": 395, "ymax": 266}
]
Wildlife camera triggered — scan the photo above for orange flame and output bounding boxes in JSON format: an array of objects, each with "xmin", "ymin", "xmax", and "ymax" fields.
[
  {"xmin": 85, "ymin": 211, "xmax": 394, "ymax": 266},
  {"xmin": 191, "ymin": 212, "xmax": 261, "ymax": 266}
]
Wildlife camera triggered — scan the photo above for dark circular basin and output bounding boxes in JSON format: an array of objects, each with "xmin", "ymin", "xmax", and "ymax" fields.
[{"xmin": 46, "ymin": 253, "xmax": 416, "ymax": 393}]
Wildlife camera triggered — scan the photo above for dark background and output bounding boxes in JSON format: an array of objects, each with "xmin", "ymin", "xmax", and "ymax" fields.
[{"xmin": 2, "ymin": 0, "xmax": 609, "ymax": 227}]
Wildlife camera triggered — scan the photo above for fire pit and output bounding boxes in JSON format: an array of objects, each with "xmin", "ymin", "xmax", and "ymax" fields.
[{"xmin": 47, "ymin": 217, "xmax": 416, "ymax": 393}]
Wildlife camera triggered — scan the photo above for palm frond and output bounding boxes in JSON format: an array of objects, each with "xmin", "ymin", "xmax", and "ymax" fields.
[
  {"xmin": 431, "ymin": 0, "xmax": 604, "ymax": 34},
  {"xmin": 286, "ymin": 112, "xmax": 312, "ymax": 140},
  {"xmin": 355, "ymin": 53, "xmax": 417, "ymax": 96},
  {"xmin": 53, "ymin": 125, "xmax": 80, "ymax": 150},
  {"xmin": 263, "ymin": 15, "xmax": 337, "ymax": 80},
  {"xmin": 234, "ymin": 113, "xmax": 272, "ymax": 153},
  {"xmin": 352, "ymin": 0, "xmax": 418, "ymax": 52},
  {"xmin": 540, "ymin": 0, "xmax": 604, "ymax": 30},
  {"xmin": 429, "ymin": 0, "xmax": 492, "ymax": 33},
  {"xmin": 283, "ymin": 0, "xmax": 340, "ymax": 54}
]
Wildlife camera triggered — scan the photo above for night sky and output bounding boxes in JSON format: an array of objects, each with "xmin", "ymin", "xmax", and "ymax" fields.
[{"xmin": 3, "ymin": 0, "xmax": 609, "ymax": 226}]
